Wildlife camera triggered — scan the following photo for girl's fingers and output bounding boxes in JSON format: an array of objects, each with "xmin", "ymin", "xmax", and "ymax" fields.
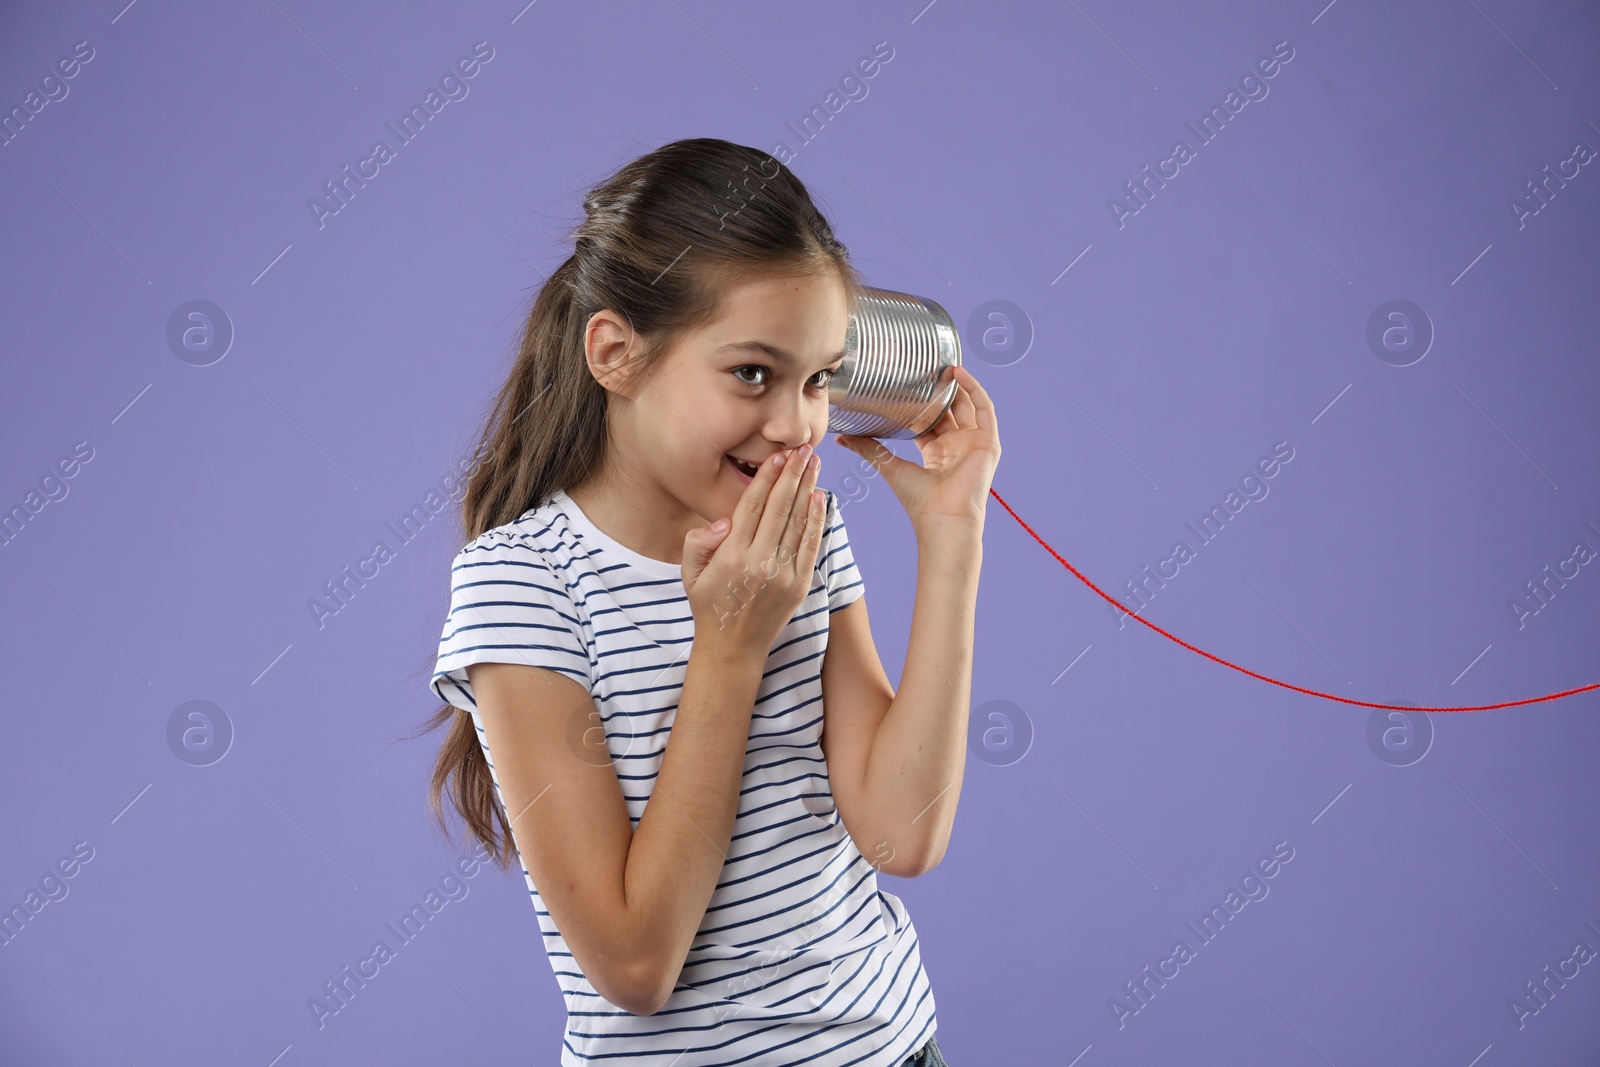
[
  {"xmin": 795, "ymin": 483, "xmax": 828, "ymax": 577},
  {"xmin": 777, "ymin": 451, "xmax": 821, "ymax": 568},
  {"xmin": 842, "ymin": 432, "xmax": 909, "ymax": 489},
  {"xmin": 730, "ymin": 448, "xmax": 788, "ymax": 547},
  {"xmin": 948, "ymin": 373, "xmax": 976, "ymax": 430},
  {"xmin": 953, "ymin": 365, "xmax": 996, "ymax": 433},
  {"xmin": 753, "ymin": 443, "xmax": 811, "ymax": 559}
]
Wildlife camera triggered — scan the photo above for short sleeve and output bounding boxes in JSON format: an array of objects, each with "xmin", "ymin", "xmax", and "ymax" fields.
[
  {"xmin": 820, "ymin": 490, "xmax": 865, "ymax": 614},
  {"xmin": 431, "ymin": 534, "xmax": 593, "ymax": 714}
]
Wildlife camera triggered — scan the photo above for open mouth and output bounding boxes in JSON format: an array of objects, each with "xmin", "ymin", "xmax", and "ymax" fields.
[{"xmin": 725, "ymin": 454, "xmax": 761, "ymax": 482}]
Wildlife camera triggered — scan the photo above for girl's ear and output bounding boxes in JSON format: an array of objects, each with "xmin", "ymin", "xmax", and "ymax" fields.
[{"xmin": 583, "ymin": 308, "xmax": 646, "ymax": 398}]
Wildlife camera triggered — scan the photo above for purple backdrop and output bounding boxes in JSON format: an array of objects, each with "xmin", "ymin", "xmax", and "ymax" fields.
[{"xmin": 3, "ymin": 0, "xmax": 1598, "ymax": 1063}]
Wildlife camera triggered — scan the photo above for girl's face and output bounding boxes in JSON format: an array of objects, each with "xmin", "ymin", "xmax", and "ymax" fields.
[{"xmin": 587, "ymin": 268, "xmax": 851, "ymax": 541}]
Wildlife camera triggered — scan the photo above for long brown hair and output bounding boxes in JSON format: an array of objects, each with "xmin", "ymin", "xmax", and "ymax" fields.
[{"xmin": 413, "ymin": 137, "xmax": 868, "ymax": 869}]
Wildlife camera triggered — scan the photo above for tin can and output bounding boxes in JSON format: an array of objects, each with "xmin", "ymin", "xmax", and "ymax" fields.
[{"xmin": 827, "ymin": 286, "xmax": 961, "ymax": 439}]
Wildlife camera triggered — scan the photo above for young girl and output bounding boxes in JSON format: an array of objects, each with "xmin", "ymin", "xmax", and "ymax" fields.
[{"xmin": 424, "ymin": 138, "xmax": 999, "ymax": 1067}]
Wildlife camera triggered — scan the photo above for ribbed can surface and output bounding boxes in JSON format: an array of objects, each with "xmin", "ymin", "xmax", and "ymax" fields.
[{"xmin": 827, "ymin": 286, "xmax": 962, "ymax": 439}]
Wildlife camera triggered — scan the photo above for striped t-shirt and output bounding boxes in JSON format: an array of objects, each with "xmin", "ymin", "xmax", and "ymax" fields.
[{"xmin": 432, "ymin": 486, "xmax": 937, "ymax": 1067}]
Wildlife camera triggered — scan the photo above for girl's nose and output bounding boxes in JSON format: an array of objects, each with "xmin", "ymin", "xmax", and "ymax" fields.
[{"xmin": 765, "ymin": 397, "xmax": 815, "ymax": 453}]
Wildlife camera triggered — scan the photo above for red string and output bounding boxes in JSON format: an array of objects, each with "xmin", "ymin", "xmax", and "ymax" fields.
[{"xmin": 987, "ymin": 487, "xmax": 1600, "ymax": 714}]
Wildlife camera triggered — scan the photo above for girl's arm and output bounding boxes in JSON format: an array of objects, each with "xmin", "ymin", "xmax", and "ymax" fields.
[
  {"xmin": 820, "ymin": 364, "xmax": 1000, "ymax": 877},
  {"xmin": 820, "ymin": 523, "xmax": 982, "ymax": 876},
  {"xmin": 470, "ymin": 645, "xmax": 763, "ymax": 1016}
]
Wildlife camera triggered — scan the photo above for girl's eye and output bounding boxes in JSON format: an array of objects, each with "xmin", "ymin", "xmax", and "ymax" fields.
[{"xmin": 732, "ymin": 366, "xmax": 839, "ymax": 390}]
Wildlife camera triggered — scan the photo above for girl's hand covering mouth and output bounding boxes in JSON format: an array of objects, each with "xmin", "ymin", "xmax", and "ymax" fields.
[{"xmin": 683, "ymin": 441, "xmax": 827, "ymax": 654}]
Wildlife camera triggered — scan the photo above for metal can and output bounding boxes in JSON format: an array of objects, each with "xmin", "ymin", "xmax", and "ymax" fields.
[{"xmin": 827, "ymin": 286, "xmax": 961, "ymax": 439}]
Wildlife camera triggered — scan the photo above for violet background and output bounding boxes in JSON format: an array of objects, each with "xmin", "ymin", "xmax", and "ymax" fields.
[{"xmin": 3, "ymin": 0, "xmax": 1598, "ymax": 1064}]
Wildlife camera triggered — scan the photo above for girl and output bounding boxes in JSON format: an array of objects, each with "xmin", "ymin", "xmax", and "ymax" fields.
[{"xmin": 423, "ymin": 138, "xmax": 999, "ymax": 1066}]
